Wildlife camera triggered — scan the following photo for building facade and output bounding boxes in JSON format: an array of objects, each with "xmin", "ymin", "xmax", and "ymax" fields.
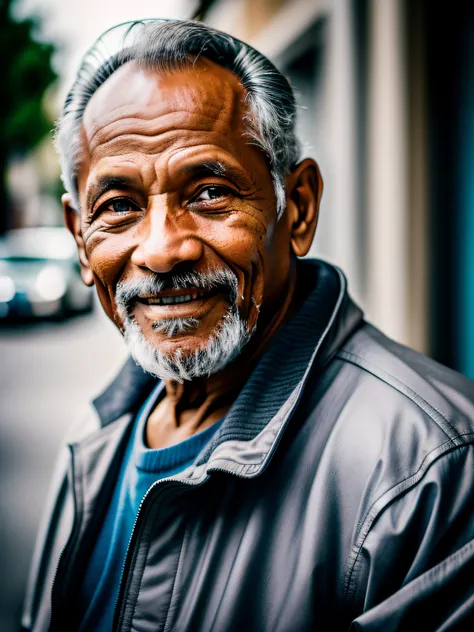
[{"xmin": 201, "ymin": 0, "xmax": 474, "ymax": 379}]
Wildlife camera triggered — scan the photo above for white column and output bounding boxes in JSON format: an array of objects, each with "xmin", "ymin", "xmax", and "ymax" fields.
[
  {"xmin": 322, "ymin": 0, "xmax": 362, "ymax": 301},
  {"xmin": 366, "ymin": 0, "xmax": 408, "ymax": 343}
]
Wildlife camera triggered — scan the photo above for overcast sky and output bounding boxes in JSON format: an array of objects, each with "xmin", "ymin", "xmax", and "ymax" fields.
[{"xmin": 16, "ymin": 0, "xmax": 198, "ymax": 108}]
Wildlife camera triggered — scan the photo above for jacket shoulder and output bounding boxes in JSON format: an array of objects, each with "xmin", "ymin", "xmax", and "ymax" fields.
[
  {"xmin": 336, "ymin": 322, "xmax": 474, "ymax": 442},
  {"xmin": 304, "ymin": 321, "xmax": 474, "ymax": 574},
  {"xmin": 332, "ymin": 325, "xmax": 474, "ymax": 617}
]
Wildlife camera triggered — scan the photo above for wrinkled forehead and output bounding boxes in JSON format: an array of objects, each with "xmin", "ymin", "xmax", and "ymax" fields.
[{"xmin": 80, "ymin": 58, "xmax": 250, "ymax": 158}]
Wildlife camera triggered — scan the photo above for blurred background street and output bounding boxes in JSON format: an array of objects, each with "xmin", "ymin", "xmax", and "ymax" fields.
[{"xmin": 1, "ymin": 0, "xmax": 474, "ymax": 629}]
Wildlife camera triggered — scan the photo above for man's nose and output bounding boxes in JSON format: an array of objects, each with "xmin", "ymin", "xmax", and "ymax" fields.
[{"xmin": 130, "ymin": 198, "xmax": 203, "ymax": 273}]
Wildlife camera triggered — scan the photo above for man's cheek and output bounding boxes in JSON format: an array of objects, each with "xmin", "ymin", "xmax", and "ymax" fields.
[
  {"xmin": 85, "ymin": 237, "xmax": 130, "ymax": 320},
  {"xmin": 86, "ymin": 230, "xmax": 132, "ymax": 274},
  {"xmin": 213, "ymin": 214, "xmax": 268, "ymax": 263},
  {"xmin": 91, "ymin": 273, "xmax": 116, "ymax": 321},
  {"xmin": 222, "ymin": 232, "xmax": 267, "ymax": 330}
]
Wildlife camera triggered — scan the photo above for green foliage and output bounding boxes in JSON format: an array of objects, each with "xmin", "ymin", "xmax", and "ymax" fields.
[
  {"xmin": 0, "ymin": 0, "xmax": 58, "ymax": 232},
  {"xmin": 0, "ymin": 0, "xmax": 57, "ymax": 153}
]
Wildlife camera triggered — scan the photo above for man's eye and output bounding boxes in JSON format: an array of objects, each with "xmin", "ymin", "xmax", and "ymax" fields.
[
  {"xmin": 105, "ymin": 198, "xmax": 137, "ymax": 213},
  {"xmin": 195, "ymin": 186, "xmax": 230, "ymax": 202}
]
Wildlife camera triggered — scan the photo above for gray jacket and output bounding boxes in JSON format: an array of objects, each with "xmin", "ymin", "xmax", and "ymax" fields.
[{"xmin": 22, "ymin": 260, "xmax": 474, "ymax": 631}]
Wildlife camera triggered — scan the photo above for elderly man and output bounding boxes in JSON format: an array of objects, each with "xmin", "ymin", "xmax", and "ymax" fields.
[{"xmin": 23, "ymin": 19, "xmax": 474, "ymax": 632}]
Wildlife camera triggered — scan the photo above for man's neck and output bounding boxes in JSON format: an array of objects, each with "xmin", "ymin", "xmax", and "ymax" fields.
[{"xmin": 145, "ymin": 264, "xmax": 299, "ymax": 449}]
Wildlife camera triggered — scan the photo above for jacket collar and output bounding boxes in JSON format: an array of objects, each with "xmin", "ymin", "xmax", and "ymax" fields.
[
  {"xmin": 194, "ymin": 259, "xmax": 363, "ymax": 476},
  {"xmin": 92, "ymin": 356, "xmax": 156, "ymax": 428},
  {"xmin": 92, "ymin": 260, "xmax": 363, "ymax": 472}
]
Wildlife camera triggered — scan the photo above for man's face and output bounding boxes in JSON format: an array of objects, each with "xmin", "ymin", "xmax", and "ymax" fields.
[{"xmin": 70, "ymin": 59, "xmax": 295, "ymax": 371}]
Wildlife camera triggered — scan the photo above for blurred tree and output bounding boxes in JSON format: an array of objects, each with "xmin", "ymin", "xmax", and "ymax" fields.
[{"xmin": 0, "ymin": 0, "xmax": 57, "ymax": 234}]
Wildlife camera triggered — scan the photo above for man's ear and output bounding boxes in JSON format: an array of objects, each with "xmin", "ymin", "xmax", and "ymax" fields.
[
  {"xmin": 63, "ymin": 193, "xmax": 94, "ymax": 286},
  {"xmin": 285, "ymin": 158, "xmax": 323, "ymax": 257}
]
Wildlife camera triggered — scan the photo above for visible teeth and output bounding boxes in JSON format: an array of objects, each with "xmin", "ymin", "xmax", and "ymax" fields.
[
  {"xmin": 147, "ymin": 294, "xmax": 195, "ymax": 305},
  {"xmin": 141, "ymin": 288, "xmax": 216, "ymax": 306}
]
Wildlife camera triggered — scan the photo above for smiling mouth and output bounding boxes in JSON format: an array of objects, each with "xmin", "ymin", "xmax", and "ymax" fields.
[{"xmin": 136, "ymin": 288, "xmax": 218, "ymax": 307}]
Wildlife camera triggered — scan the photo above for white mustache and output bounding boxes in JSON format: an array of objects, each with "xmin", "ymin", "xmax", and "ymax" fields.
[{"xmin": 115, "ymin": 268, "xmax": 239, "ymax": 314}]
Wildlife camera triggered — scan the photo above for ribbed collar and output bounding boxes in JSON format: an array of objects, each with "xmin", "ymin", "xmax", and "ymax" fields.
[
  {"xmin": 136, "ymin": 418, "xmax": 225, "ymax": 473},
  {"xmin": 196, "ymin": 259, "xmax": 363, "ymax": 465},
  {"xmin": 92, "ymin": 260, "xmax": 364, "ymax": 442},
  {"xmin": 130, "ymin": 380, "xmax": 224, "ymax": 473}
]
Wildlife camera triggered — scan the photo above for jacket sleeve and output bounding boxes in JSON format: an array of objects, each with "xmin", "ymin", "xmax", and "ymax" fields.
[
  {"xmin": 346, "ymin": 443, "xmax": 474, "ymax": 631},
  {"xmin": 349, "ymin": 537, "xmax": 474, "ymax": 631}
]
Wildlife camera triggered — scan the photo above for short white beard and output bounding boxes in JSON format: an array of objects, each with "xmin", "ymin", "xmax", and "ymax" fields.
[
  {"xmin": 123, "ymin": 306, "xmax": 252, "ymax": 382},
  {"xmin": 152, "ymin": 317, "xmax": 199, "ymax": 337},
  {"xmin": 115, "ymin": 268, "xmax": 254, "ymax": 382}
]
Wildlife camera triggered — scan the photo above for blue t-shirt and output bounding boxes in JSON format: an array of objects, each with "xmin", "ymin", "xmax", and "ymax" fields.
[{"xmin": 78, "ymin": 382, "xmax": 224, "ymax": 631}]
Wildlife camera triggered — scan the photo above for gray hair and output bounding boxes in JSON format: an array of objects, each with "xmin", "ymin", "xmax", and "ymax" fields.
[{"xmin": 55, "ymin": 19, "xmax": 300, "ymax": 218}]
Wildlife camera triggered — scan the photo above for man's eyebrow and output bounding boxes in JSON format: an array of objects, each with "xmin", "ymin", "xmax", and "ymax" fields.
[
  {"xmin": 181, "ymin": 161, "xmax": 250, "ymax": 186},
  {"xmin": 86, "ymin": 175, "xmax": 138, "ymax": 209}
]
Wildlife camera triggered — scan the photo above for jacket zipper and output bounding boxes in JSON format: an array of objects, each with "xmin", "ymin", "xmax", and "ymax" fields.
[
  {"xmin": 112, "ymin": 474, "xmax": 204, "ymax": 631},
  {"xmin": 112, "ymin": 463, "xmax": 255, "ymax": 631}
]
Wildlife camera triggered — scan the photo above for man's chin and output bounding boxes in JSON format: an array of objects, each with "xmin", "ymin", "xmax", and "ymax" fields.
[
  {"xmin": 144, "ymin": 330, "xmax": 213, "ymax": 358},
  {"xmin": 122, "ymin": 309, "xmax": 252, "ymax": 382}
]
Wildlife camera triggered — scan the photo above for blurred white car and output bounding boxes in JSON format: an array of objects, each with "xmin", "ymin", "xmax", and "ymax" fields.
[{"xmin": 0, "ymin": 227, "xmax": 93, "ymax": 319}]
